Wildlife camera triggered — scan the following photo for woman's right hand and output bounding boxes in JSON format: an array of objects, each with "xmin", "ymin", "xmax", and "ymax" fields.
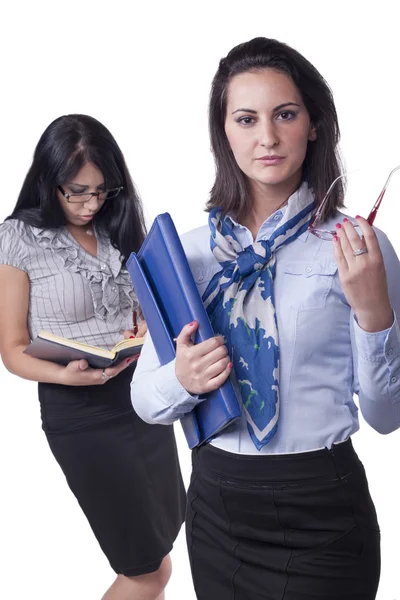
[
  {"xmin": 59, "ymin": 356, "xmax": 138, "ymax": 386},
  {"xmin": 175, "ymin": 320, "xmax": 232, "ymax": 395}
]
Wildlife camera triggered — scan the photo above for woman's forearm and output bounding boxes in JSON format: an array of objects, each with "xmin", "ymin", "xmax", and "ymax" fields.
[{"xmin": 2, "ymin": 343, "xmax": 65, "ymax": 384}]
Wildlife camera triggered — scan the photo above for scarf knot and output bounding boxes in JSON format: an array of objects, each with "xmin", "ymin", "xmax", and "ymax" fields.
[{"xmin": 237, "ymin": 243, "xmax": 271, "ymax": 278}]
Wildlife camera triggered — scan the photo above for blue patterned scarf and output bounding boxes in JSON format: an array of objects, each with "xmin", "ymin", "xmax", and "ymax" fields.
[{"xmin": 202, "ymin": 183, "xmax": 315, "ymax": 450}]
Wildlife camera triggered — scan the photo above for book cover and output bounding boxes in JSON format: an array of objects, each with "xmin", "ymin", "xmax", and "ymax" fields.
[{"xmin": 127, "ymin": 213, "xmax": 241, "ymax": 448}]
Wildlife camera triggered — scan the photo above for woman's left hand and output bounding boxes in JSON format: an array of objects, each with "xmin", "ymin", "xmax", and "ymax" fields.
[
  {"xmin": 135, "ymin": 320, "xmax": 148, "ymax": 337},
  {"xmin": 333, "ymin": 216, "xmax": 394, "ymax": 332},
  {"xmin": 123, "ymin": 319, "xmax": 148, "ymax": 339}
]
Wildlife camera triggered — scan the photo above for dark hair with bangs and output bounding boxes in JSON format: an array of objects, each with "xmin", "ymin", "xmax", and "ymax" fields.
[
  {"xmin": 8, "ymin": 114, "xmax": 146, "ymax": 260},
  {"xmin": 206, "ymin": 37, "xmax": 344, "ymax": 221}
]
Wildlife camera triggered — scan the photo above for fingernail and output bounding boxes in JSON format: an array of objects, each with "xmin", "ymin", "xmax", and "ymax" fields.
[
  {"xmin": 333, "ymin": 235, "xmax": 339, "ymax": 242},
  {"xmin": 336, "ymin": 223, "xmax": 342, "ymax": 229},
  {"xmin": 228, "ymin": 362, "xmax": 233, "ymax": 368},
  {"xmin": 355, "ymin": 215, "xmax": 361, "ymax": 219},
  {"xmin": 126, "ymin": 358, "xmax": 133, "ymax": 364},
  {"xmin": 129, "ymin": 335, "xmax": 135, "ymax": 339},
  {"xmin": 190, "ymin": 321, "xmax": 195, "ymax": 327},
  {"xmin": 343, "ymin": 218, "xmax": 349, "ymax": 223}
]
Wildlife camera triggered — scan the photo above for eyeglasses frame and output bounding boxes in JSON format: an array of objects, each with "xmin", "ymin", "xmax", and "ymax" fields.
[
  {"xmin": 308, "ymin": 165, "xmax": 400, "ymax": 239},
  {"xmin": 57, "ymin": 185, "xmax": 123, "ymax": 204}
]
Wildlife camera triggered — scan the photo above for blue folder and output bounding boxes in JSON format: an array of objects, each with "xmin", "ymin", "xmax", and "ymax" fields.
[{"xmin": 127, "ymin": 213, "xmax": 241, "ymax": 449}]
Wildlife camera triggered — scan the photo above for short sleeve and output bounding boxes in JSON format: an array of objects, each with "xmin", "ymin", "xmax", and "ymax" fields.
[{"xmin": 0, "ymin": 220, "xmax": 29, "ymax": 272}]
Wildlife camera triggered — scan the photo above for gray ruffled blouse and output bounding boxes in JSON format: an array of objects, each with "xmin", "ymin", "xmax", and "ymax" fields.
[{"xmin": 0, "ymin": 219, "xmax": 138, "ymax": 350}]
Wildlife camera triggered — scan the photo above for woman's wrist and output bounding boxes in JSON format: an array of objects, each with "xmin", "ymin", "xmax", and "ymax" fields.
[
  {"xmin": 54, "ymin": 364, "xmax": 69, "ymax": 385},
  {"xmin": 5, "ymin": 347, "xmax": 67, "ymax": 385},
  {"xmin": 355, "ymin": 305, "xmax": 394, "ymax": 333}
]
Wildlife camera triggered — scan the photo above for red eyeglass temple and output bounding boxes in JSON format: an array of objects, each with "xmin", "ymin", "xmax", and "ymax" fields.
[
  {"xmin": 311, "ymin": 165, "xmax": 400, "ymax": 230},
  {"xmin": 367, "ymin": 165, "xmax": 400, "ymax": 225},
  {"xmin": 367, "ymin": 190, "xmax": 385, "ymax": 226}
]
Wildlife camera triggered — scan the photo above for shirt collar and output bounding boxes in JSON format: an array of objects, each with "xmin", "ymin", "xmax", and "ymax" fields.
[{"xmin": 224, "ymin": 204, "xmax": 310, "ymax": 243}]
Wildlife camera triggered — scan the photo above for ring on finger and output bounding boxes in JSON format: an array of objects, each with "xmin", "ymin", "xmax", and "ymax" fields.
[
  {"xmin": 102, "ymin": 369, "xmax": 112, "ymax": 381},
  {"xmin": 353, "ymin": 246, "xmax": 368, "ymax": 257}
]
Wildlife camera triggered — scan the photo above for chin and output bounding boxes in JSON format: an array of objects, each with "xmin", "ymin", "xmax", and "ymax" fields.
[
  {"xmin": 253, "ymin": 167, "xmax": 302, "ymax": 188},
  {"xmin": 255, "ymin": 176, "xmax": 290, "ymax": 187}
]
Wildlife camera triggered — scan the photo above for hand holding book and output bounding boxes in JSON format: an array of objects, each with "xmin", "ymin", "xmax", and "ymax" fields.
[
  {"xmin": 57, "ymin": 352, "xmax": 139, "ymax": 387},
  {"xmin": 126, "ymin": 212, "xmax": 241, "ymax": 448},
  {"xmin": 175, "ymin": 320, "xmax": 232, "ymax": 395}
]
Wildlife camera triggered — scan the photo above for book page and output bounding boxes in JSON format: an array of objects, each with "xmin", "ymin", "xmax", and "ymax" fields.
[{"xmin": 112, "ymin": 336, "xmax": 145, "ymax": 352}]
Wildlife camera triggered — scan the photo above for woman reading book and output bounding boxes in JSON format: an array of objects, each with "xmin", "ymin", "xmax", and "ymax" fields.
[
  {"xmin": 0, "ymin": 114, "xmax": 185, "ymax": 600},
  {"xmin": 131, "ymin": 38, "xmax": 400, "ymax": 598}
]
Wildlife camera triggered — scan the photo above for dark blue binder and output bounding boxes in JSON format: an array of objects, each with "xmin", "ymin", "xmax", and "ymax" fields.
[{"xmin": 127, "ymin": 213, "xmax": 241, "ymax": 449}]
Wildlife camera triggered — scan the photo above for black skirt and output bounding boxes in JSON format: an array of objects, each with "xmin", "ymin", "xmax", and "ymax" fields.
[
  {"xmin": 38, "ymin": 365, "xmax": 186, "ymax": 577},
  {"xmin": 186, "ymin": 438, "xmax": 380, "ymax": 599}
]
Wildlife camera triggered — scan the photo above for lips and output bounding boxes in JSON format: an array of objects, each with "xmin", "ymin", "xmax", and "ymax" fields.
[
  {"xmin": 256, "ymin": 155, "xmax": 285, "ymax": 166},
  {"xmin": 256, "ymin": 155, "xmax": 285, "ymax": 161}
]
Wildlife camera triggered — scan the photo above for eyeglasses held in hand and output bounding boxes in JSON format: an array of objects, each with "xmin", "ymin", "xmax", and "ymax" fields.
[
  {"xmin": 308, "ymin": 165, "xmax": 400, "ymax": 240},
  {"xmin": 57, "ymin": 185, "xmax": 123, "ymax": 204}
]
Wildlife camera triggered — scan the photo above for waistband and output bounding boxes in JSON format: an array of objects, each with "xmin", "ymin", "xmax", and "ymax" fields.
[{"xmin": 193, "ymin": 438, "xmax": 362, "ymax": 484}]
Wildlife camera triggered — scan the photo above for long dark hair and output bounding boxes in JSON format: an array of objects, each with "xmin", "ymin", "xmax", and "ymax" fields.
[
  {"xmin": 8, "ymin": 114, "xmax": 147, "ymax": 260},
  {"xmin": 207, "ymin": 37, "xmax": 344, "ymax": 221}
]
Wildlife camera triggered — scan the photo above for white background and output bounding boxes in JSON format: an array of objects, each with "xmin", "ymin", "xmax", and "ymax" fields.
[{"xmin": 1, "ymin": 1, "xmax": 399, "ymax": 598}]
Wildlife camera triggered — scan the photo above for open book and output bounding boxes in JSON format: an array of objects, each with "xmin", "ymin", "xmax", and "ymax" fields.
[{"xmin": 24, "ymin": 331, "xmax": 145, "ymax": 369}]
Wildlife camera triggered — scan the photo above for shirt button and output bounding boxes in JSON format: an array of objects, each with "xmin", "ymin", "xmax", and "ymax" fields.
[
  {"xmin": 306, "ymin": 266, "xmax": 312, "ymax": 273},
  {"xmin": 112, "ymin": 287, "xmax": 117, "ymax": 292},
  {"xmin": 197, "ymin": 275, "xmax": 204, "ymax": 282},
  {"xmin": 274, "ymin": 214, "xmax": 281, "ymax": 220},
  {"xmin": 388, "ymin": 348, "xmax": 393, "ymax": 355},
  {"xmin": 391, "ymin": 376, "xmax": 397, "ymax": 383},
  {"xmin": 101, "ymin": 264, "xmax": 107, "ymax": 270}
]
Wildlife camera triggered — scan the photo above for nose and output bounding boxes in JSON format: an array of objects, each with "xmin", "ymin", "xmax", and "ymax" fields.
[
  {"xmin": 259, "ymin": 119, "xmax": 279, "ymax": 149},
  {"xmin": 84, "ymin": 194, "xmax": 102, "ymax": 212}
]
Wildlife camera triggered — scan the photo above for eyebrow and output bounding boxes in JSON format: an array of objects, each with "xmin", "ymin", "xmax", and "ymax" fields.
[
  {"xmin": 232, "ymin": 102, "xmax": 300, "ymax": 115},
  {"xmin": 69, "ymin": 182, "xmax": 105, "ymax": 189}
]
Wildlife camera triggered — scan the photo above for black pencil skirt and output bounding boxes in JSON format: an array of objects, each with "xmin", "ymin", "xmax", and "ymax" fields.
[
  {"xmin": 186, "ymin": 438, "xmax": 380, "ymax": 599},
  {"xmin": 38, "ymin": 365, "xmax": 186, "ymax": 577}
]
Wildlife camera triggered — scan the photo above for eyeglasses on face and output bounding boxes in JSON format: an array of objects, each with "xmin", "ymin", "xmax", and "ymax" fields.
[
  {"xmin": 308, "ymin": 165, "xmax": 400, "ymax": 240},
  {"xmin": 57, "ymin": 185, "xmax": 123, "ymax": 204}
]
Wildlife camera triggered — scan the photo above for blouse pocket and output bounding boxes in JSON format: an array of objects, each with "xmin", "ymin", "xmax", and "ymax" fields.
[
  {"xmin": 193, "ymin": 265, "xmax": 218, "ymax": 289},
  {"xmin": 283, "ymin": 261, "xmax": 338, "ymax": 311}
]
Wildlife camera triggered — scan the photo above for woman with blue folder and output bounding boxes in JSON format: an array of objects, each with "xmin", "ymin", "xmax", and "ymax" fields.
[
  {"xmin": 132, "ymin": 38, "xmax": 400, "ymax": 599},
  {"xmin": 0, "ymin": 114, "xmax": 185, "ymax": 600}
]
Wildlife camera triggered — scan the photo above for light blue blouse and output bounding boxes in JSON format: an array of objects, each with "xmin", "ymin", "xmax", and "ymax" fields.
[{"xmin": 131, "ymin": 200, "xmax": 400, "ymax": 455}]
